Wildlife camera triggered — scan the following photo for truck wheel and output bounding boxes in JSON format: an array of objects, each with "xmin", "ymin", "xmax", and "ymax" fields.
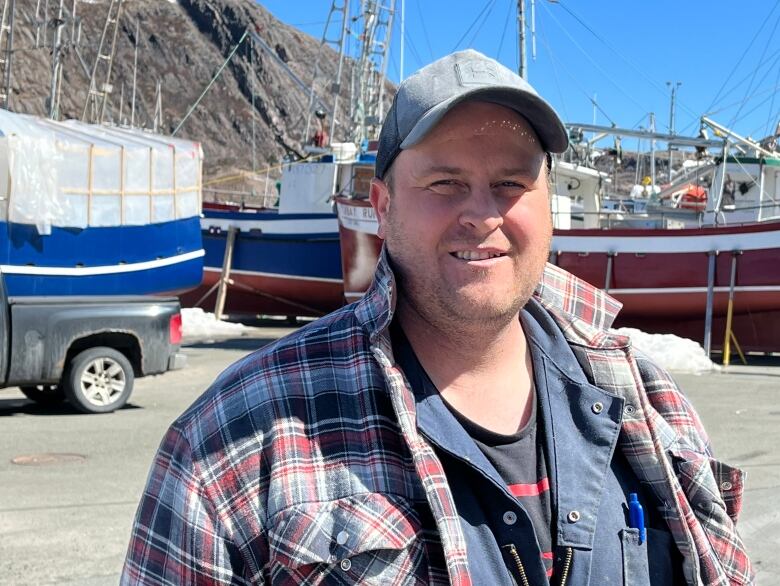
[
  {"xmin": 63, "ymin": 347, "xmax": 134, "ymax": 414},
  {"xmin": 19, "ymin": 385, "xmax": 66, "ymax": 405}
]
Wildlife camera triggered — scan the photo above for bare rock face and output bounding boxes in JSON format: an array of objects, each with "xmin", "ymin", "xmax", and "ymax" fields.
[{"xmin": 5, "ymin": 0, "xmax": 368, "ymax": 182}]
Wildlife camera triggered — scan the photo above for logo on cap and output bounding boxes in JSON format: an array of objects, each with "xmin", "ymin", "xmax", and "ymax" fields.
[{"xmin": 455, "ymin": 60, "xmax": 498, "ymax": 86}]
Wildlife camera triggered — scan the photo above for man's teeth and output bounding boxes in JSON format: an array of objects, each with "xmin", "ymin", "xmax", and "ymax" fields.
[{"xmin": 454, "ymin": 251, "xmax": 503, "ymax": 260}]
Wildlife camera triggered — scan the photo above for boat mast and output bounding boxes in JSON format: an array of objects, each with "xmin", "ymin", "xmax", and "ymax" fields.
[
  {"xmin": 303, "ymin": 0, "xmax": 349, "ymax": 145},
  {"xmin": 351, "ymin": 0, "xmax": 395, "ymax": 145},
  {"xmin": 666, "ymin": 81, "xmax": 681, "ymax": 182},
  {"xmin": 0, "ymin": 0, "xmax": 16, "ymax": 109},
  {"xmin": 517, "ymin": 0, "xmax": 527, "ymax": 79},
  {"xmin": 649, "ymin": 112, "xmax": 656, "ymax": 190},
  {"xmin": 82, "ymin": 0, "xmax": 124, "ymax": 124}
]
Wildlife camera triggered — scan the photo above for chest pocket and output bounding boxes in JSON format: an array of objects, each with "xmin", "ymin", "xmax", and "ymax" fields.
[{"xmin": 267, "ymin": 492, "xmax": 429, "ymax": 585}]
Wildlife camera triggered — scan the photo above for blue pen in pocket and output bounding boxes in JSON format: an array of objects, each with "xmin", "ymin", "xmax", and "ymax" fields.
[{"xmin": 628, "ymin": 493, "xmax": 646, "ymax": 544}]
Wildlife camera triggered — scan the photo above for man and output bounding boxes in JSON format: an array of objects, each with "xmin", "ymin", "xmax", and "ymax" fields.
[{"xmin": 123, "ymin": 50, "xmax": 753, "ymax": 585}]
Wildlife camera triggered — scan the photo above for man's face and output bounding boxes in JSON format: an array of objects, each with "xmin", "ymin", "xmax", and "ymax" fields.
[{"xmin": 370, "ymin": 100, "xmax": 552, "ymax": 329}]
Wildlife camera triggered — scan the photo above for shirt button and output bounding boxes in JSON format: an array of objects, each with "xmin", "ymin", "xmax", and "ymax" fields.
[
  {"xmin": 624, "ymin": 404, "xmax": 636, "ymax": 416},
  {"xmin": 340, "ymin": 558, "xmax": 352, "ymax": 571},
  {"xmin": 336, "ymin": 530, "xmax": 349, "ymax": 545},
  {"xmin": 592, "ymin": 401, "xmax": 604, "ymax": 414},
  {"xmin": 720, "ymin": 481, "xmax": 733, "ymax": 491},
  {"xmin": 567, "ymin": 510, "xmax": 581, "ymax": 523},
  {"xmin": 502, "ymin": 511, "xmax": 517, "ymax": 525}
]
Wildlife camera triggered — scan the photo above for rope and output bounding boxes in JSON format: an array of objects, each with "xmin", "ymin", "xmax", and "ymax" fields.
[
  {"xmin": 414, "ymin": 0, "xmax": 435, "ymax": 62},
  {"xmin": 728, "ymin": 7, "xmax": 780, "ymax": 129},
  {"xmin": 539, "ymin": 1, "xmax": 648, "ymax": 120},
  {"xmin": 172, "ymin": 28, "xmax": 249, "ymax": 136},
  {"xmin": 450, "ymin": 0, "xmax": 495, "ymax": 52},
  {"xmin": 495, "ymin": 0, "xmax": 515, "ymax": 61},
  {"xmin": 705, "ymin": 0, "xmax": 780, "ymax": 114},
  {"xmin": 554, "ymin": 0, "xmax": 697, "ymax": 126}
]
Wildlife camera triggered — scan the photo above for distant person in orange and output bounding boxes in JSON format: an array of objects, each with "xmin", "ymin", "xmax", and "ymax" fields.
[{"xmin": 313, "ymin": 108, "xmax": 329, "ymax": 148}]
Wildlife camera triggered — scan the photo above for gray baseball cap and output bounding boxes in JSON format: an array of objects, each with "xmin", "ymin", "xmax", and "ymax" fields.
[{"xmin": 375, "ymin": 49, "xmax": 568, "ymax": 179}]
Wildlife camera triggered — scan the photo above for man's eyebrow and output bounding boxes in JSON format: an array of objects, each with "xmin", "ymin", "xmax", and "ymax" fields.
[
  {"xmin": 419, "ymin": 165, "xmax": 538, "ymax": 176},
  {"xmin": 495, "ymin": 166, "xmax": 539, "ymax": 177},
  {"xmin": 420, "ymin": 165, "xmax": 465, "ymax": 175}
]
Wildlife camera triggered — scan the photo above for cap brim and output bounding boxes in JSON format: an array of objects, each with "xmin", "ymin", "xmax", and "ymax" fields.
[{"xmin": 399, "ymin": 86, "xmax": 569, "ymax": 154}]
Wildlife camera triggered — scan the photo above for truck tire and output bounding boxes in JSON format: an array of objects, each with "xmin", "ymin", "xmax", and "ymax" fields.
[
  {"xmin": 63, "ymin": 347, "xmax": 134, "ymax": 414},
  {"xmin": 19, "ymin": 385, "xmax": 66, "ymax": 405}
]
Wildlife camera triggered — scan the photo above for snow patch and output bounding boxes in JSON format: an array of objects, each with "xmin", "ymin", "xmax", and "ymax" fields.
[
  {"xmin": 181, "ymin": 308, "xmax": 247, "ymax": 344},
  {"xmin": 615, "ymin": 328, "xmax": 719, "ymax": 374}
]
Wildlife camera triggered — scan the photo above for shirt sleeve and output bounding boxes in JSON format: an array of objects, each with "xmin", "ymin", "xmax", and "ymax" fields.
[{"xmin": 121, "ymin": 425, "xmax": 255, "ymax": 585}]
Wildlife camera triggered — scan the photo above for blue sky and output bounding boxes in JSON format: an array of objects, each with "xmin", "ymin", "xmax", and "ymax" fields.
[{"xmin": 260, "ymin": 1, "xmax": 780, "ymax": 146}]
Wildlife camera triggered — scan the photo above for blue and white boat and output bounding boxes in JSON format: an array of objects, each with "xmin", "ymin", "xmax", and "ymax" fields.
[
  {"xmin": 186, "ymin": 150, "xmax": 356, "ymax": 317},
  {"xmin": 0, "ymin": 110, "xmax": 204, "ymax": 297}
]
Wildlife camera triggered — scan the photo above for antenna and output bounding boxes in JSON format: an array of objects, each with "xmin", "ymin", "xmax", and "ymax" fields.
[{"xmin": 82, "ymin": 0, "xmax": 124, "ymax": 124}]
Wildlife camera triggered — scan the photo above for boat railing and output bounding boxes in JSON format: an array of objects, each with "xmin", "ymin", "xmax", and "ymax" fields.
[
  {"xmin": 203, "ymin": 188, "xmax": 278, "ymax": 210},
  {"xmin": 555, "ymin": 200, "xmax": 780, "ymax": 229}
]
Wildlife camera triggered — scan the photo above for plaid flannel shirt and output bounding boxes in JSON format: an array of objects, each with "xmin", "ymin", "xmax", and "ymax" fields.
[{"xmin": 122, "ymin": 249, "xmax": 754, "ymax": 585}]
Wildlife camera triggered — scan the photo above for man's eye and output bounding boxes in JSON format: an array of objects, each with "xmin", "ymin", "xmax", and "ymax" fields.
[
  {"xmin": 494, "ymin": 181, "xmax": 527, "ymax": 195},
  {"xmin": 428, "ymin": 180, "xmax": 463, "ymax": 193}
]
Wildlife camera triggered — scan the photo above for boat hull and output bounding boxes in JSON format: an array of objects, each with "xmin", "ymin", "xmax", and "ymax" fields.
[
  {"xmin": 181, "ymin": 210, "xmax": 344, "ymax": 317},
  {"xmin": 0, "ymin": 217, "xmax": 204, "ymax": 296}
]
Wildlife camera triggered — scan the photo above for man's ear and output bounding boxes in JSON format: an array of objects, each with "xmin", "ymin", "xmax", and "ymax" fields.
[{"xmin": 369, "ymin": 178, "xmax": 390, "ymax": 240}]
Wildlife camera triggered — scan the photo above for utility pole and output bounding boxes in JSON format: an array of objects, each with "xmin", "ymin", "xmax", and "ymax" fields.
[
  {"xmin": 666, "ymin": 80, "xmax": 681, "ymax": 182},
  {"xmin": 517, "ymin": 0, "xmax": 527, "ymax": 79}
]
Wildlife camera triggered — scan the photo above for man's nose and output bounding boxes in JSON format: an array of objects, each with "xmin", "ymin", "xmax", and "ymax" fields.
[{"xmin": 458, "ymin": 186, "xmax": 503, "ymax": 234}]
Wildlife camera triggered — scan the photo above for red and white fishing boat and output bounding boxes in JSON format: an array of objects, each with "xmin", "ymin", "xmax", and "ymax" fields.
[{"xmin": 336, "ymin": 121, "xmax": 780, "ymax": 353}]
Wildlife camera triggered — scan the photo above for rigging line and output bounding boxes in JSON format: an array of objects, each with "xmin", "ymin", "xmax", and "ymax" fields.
[
  {"xmin": 496, "ymin": 0, "xmax": 514, "ymax": 61},
  {"xmin": 764, "ymin": 58, "xmax": 780, "ymax": 136},
  {"xmin": 450, "ymin": 0, "xmax": 495, "ymax": 52},
  {"xmin": 404, "ymin": 26, "xmax": 425, "ymax": 69},
  {"xmin": 766, "ymin": 65, "xmax": 780, "ymax": 136},
  {"xmin": 536, "ymin": 12, "xmax": 569, "ymax": 121},
  {"xmin": 539, "ymin": 1, "xmax": 647, "ymax": 119},
  {"xmin": 554, "ymin": 0, "xmax": 697, "ymax": 121},
  {"xmin": 705, "ymin": 75, "xmax": 780, "ymax": 119},
  {"xmin": 741, "ymin": 87, "xmax": 780, "ymax": 136},
  {"xmin": 706, "ymin": 0, "xmax": 780, "ymax": 112},
  {"xmin": 703, "ymin": 44, "xmax": 780, "ymax": 114},
  {"xmin": 467, "ymin": 0, "xmax": 498, "ymax": 47},
  {"xmin": 728, "ymin": 7, "xmax": 780, "ymax": 130},
  {"xmin": 538, "ymin": 24, "xmax": 614, "ymax": 126},
  {"xmin": 414, "ymin": 0, "xmax": 435, "ymax": 61}
]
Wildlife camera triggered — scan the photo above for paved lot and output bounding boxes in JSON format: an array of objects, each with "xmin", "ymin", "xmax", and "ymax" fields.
[{"xmin": 0, "ymin": 328, "xmax": 778, "ymax": 585}]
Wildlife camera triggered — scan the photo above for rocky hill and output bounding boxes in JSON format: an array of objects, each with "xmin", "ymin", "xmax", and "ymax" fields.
[{"xmin": 5, "ymin": 0, "xmax": 372, "ymax": 196}]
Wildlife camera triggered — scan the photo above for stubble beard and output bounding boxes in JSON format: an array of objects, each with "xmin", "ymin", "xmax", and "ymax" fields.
[{"xmin": 385, "ymin": 214, "xmax": 551, "ymax": 338}]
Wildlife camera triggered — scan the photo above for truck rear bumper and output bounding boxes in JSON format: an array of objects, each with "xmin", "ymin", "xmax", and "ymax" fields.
[{"xmin": 168, "ymin": 351, "xmax": 187, "ymax": 371}]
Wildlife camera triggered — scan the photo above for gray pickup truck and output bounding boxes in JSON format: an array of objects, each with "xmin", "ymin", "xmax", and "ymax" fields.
[{"xmin": 0, "ymin": 271, "xmax": 186, "ymax": 414}]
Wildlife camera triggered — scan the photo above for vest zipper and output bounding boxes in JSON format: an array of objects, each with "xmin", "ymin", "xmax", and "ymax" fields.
[
  {"xmin": 502, "ymin": 544, "xmax": 530, "ymax": 586},
  {"xmin": 558, "ymin": 547, "xmax": 573, "ymax": 586}
]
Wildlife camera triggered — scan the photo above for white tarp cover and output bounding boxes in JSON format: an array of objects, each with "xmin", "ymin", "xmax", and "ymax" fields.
[{"xmin": 0, "ymin": 110, "xmax": 202, "ymax": 234}]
